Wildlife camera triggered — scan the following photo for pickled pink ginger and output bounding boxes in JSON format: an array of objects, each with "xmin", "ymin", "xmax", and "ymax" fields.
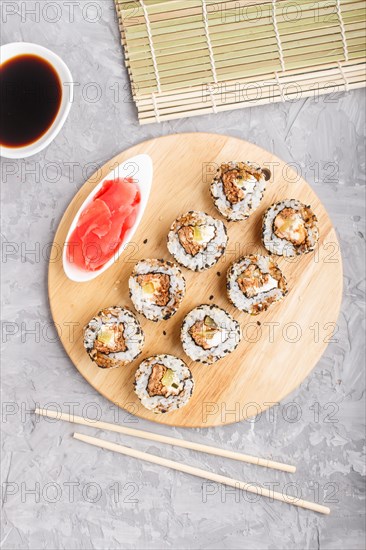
[{"xmin": 67, "ymin": 178, "xmax": 141, "ymax": 271}]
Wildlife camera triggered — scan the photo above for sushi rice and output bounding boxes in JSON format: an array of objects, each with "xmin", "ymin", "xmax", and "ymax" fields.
[
  {"xmin": 181, "ymin": 304, "xmax": 241, "ymax": 364},
  {"xmin": 84, "ymin": 306, "xmax": 144, "ymax": 369},
  {"xmin": 129, "ymin": 259, "xmax": 185, "ymax": 321},
  {"xmin": 134, "ymin": 354, "xmax": 194, "ymax": 413},
  {"xmin": 262, "ymin": 199, "xmax": 319, "ymax": 256},
  {"xmin": 227, "ymin": 255, "xmax": 288, "ymax": 315},
  {"xmin": 167, "ymin": 210, "xmax": 228, "ymax": 272},
  {"xmin": 210, "ymin": 161, "xmax": 269, "ymax": 221}
]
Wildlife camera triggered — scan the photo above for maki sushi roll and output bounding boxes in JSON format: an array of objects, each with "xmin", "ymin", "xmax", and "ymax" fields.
[
  {"xmin": 262, "ymin": 199, "xmax": 319, "ymax": 256},
  {"xmin": 84, "ymin": 306, "xmax": 144, "ymax": 369},
  {"xmin": 129, "ymin": 259, "xmax": 185, "ymax": 322},
  {"xmin": 134, "ymin": 354, "xmax": 194, "ymax": 414},
  {"xmin": 227, "ymin": 255, "xmax": 288, "ymax": 315},
  {"xmin": 210, "ymin": 161, "xmax": 269, "ymax": 221},
  {"xmin": 167, "ymin": 211, "xmax": 228, "ymax": 272},
  {"xmin": 181, "ymin": 304, "xmax": 241, "ymax": 364}
]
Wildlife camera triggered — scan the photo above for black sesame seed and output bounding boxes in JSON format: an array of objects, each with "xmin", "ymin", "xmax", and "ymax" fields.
[
  {"xmin": 257, "ymin": 321, "xmax": 261, "ymax": 326},
  {"xmin": 209, "ymin": 295, "xmax": 214, "ymax": 300},
  {"xmin": 143, "ymin": 239, "xmax": 148, "ymax": 244},
  {"xmin": 217, "ymin": 271, "xmax": 221, "ymax": 276}
]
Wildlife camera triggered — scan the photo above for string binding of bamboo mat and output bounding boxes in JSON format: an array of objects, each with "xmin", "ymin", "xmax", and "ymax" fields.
[{"xmin": 114, "ymin": 0, "xmax": 366, "ymax": 124}]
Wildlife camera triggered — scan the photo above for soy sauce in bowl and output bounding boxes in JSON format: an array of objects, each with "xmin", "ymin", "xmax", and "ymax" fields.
[{"xmin": 0, "ymin": 54, "xmax": 62, "ymax": 148}]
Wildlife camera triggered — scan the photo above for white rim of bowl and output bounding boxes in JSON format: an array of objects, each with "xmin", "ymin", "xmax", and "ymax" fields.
[{"xmin": 0, "ymin": 42, "xmax": 73, "ymax": 159}]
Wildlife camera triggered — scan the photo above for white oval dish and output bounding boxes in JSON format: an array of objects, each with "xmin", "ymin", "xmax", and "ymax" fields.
[
  {"xmin": 62, "ymin": 154, "xmax": 153, "ymax": 283},
  {"xmin": 0, "ymin": 42, "xmax": 73, "ymax": 159}
]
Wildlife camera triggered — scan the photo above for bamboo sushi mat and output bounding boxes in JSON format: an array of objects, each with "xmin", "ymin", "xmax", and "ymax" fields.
[{"xmin": 114, "ymin": 0, "xmax": 366, "ymax": 124}]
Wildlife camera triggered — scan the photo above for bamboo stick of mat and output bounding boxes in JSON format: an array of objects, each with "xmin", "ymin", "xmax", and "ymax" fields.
[
  {"xmin": 73, "ymin": 432, "xmax": 330, "ymax": 515},
  {"xmin": 34, "ymin": 408, "xmax": 295, "ymax": 473}
]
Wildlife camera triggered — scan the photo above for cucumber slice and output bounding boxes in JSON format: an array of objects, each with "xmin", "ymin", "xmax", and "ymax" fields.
[
  {"xmin": 161, "ymin": 368, "xmax": 175, "ymax": 387},
  {"xmin": 142, "ymin": 282, "xmax": 155, "ymax": 294},
  {"xmin": 97, "ymin": 328, "xmax": 115, "ymax": 346}
]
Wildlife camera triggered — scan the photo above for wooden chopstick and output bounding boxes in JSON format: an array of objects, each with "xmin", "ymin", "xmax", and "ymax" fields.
[
  {"xmin": 34, "ymin": 408, "xmax": 295, "ymax": 473},
  {"xmin": 73, "ymin": 432, "xmax": 330, "ymax": 515}
]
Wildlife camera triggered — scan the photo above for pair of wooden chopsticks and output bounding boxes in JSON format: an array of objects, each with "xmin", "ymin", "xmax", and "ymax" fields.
[{"xmin": 34, "ymin": 408, "xmax": 330, "ymax": 515}]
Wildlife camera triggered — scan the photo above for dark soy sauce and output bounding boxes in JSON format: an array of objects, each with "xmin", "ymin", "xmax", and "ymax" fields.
[{"xmin": 0, "ymin": 54, "xmax": 62, "ymax": 148}]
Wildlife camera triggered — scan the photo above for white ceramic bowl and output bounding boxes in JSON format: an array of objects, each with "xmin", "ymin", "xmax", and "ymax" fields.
[
  {"xmin": 0, "ymin": 42, "xmax": 73, "ymax": 159},
  {"xmin": 63, "ymin": 154, "xmax": 153, "ymax": 283}
]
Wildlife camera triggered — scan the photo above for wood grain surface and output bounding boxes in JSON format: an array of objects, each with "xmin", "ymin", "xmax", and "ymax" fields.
[{"xmin": 48, "ymin": 133, "xmax": 343, "ymax": 428}]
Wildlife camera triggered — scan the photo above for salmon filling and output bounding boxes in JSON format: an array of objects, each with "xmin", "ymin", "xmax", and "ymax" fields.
[
  {"xmin": 274, "ymin": 208, "xmax": 307, "ymax": 245},
  {"xmin": 222, "ymin": 170, "xmax": 245, "ymax": 204},
  {"xmin": 177, "ymin": 224, "xmax": 215, "ymax": 256},
  {"xmin": 94, "ymin": 323, "xmax": 126, "ymax": 354},
  {"xmin": 189, "ymin": 316, "xmax": 223, "ymax": 350},
  {"xmin": 237, "ymin": 264, "xmax": 278, "ymax": 299},
  {"xmin": 222, "ymin": 163, "xmax": 263, "ymax": 204},
  {"xmin": 136, "ymin": 273, "xmax": 170, "ymax": 307},
  {"xmin": 147, "ymin": 363, "xmax": 179, "ymax": 397},
  {"xmin": 237, "ymin": 267, "xmax": 269, "ymax": 298}
]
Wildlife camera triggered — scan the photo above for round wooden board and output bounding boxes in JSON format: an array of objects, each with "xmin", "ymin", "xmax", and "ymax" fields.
[{"xmin": 49, "ymin": 133, "xmax": 343, "ymax": 428}]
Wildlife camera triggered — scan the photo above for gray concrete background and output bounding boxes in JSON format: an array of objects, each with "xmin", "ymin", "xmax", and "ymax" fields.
[{"xmin": 1, "ymin": 2, "xmax": 365, "ymax": 549}]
